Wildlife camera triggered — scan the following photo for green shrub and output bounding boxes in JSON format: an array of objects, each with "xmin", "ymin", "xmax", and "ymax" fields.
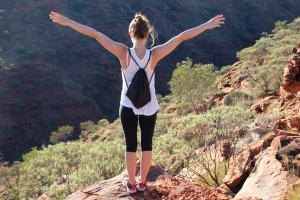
[
  {"xmin": 272, "ymin": 20, "xmax": 288, "ymax": 33},
  {"xmin": 80, "ymin": 120, "xmax": 98, "ymax": 140},
  {"xmin": 1, "ymin": 139, "xmax": 125, "ymax": 199},
  {"xmin": 246, "ymin": 108, "xmax": 280, "ymax": 137},
  {"xmin": 50, "ymin": 125, "xmax": 74, "ymax": 144},
  {"xmin": 155, "ymin": 113, "xmax": 176, "ymax": 136},
  {"xmin": 198, "ymin": 161, "xmax": 229, "ymax": 187},
  {"xmin": 287, "ymin": 185, "xmax": 300, "ymax": 200},
  {"xmin": 171, "ymin": 106, "xmax": 253, "ymax": 186},
  {"xmin": 223, "ymin": 90, "xmax": 254, "ymax": 108},
  {"xmin": 153, "ymin": 133, "xmax": 193, "ymax": 175},
  {"xmin": 235, "ymin": 18, "xmax": 300, "ymax": 95}
]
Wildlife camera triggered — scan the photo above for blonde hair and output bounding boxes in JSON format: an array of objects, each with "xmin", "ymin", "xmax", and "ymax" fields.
[{"xmin": 129, "ymin": 12, "xmax": 157, "ymax": 47}]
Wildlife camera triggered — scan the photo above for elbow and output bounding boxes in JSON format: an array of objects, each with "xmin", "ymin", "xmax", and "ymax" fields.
[
  {"xmin": 93, "ymin": 31, "xmax": 101, "ymax": 40},
  {"xmin": 177, "ymin": 35, "xmax": 184, "ymax": 43}
]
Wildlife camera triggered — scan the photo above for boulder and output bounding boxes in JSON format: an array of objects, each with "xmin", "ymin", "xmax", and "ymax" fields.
[
  {"xmin": 234, "ymin": 147, "xmax": 300, "ymax": 200},
  {"xmin": 222, "ymin": 87, "xmax": 235, "ymax": 94},
  {"xmin": 216, "ymin": 184, "xmax": 234, "ymax": 200},
  {"xmin": 37, "ymin": 194, "xmax": 49, "ymax": 200},
  {"xmin": 283, "ymin": 82, "xmax": 300, "ymax": 94},
  {"xmin": 222, "ymin": 139, "xmax": 273, "ymax": 194},
  {"xmin": 276, "ymin": 137, "xmax": 300, "ymax": 176},
  {"xmin": 289, "ymin": 115, "xmax": 300, "ymax": 130},
  {"xmin": 250, "ymin": 96, "xmax": 278, "ymax": 113},
  {"xmin": 275, "ymin": 129, "xmax": 299, "ymax": 137},
  {"xmin": 223, "ymin": 148, "xmax": 254, "ymax": 192},
  {"xmin": 282, "ymin": 47, "xmax": 300, "ymax": 94},
  {"xmin": 275, "ymin": 117, "xmax": 289, "ymax": 130},
  {"xmin": 222, "ymin": 130, "xmax": 300, "ymax": 199}
]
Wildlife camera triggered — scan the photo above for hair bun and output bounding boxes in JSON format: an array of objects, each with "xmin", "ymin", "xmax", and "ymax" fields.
[
  {"xmin": 134, "ymin": 15, "xmax": 144, "ymax": 27},
  {"xmin": 129, "ymin": 12, "xmax": 157, "ymax": 46}
]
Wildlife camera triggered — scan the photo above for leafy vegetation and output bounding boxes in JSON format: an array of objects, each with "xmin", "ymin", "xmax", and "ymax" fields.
[
  {"xmin": 223, "ymin": 90, "xmax": 254, "ymax": 108},
  {"xmin": 173, "ymin": 106, "xmax": 253, "ymax": 186},
  {"xmin": 1, "ymin": 140, "xmax": 125, "ymax": 199},
  {"xmin": 169, "ymin": 58, "xmax": 218, "ymax": 114},
  {"xmin": 287, "ymin": 185, "xmax": 300, "ymax": 200},
  {"xmin": 50, "ymin": 125, "xmax": 74, "ymax": 144},
  {"xmin": 236, "ymin": 18, "xmax": 300, "ymax": 97}
]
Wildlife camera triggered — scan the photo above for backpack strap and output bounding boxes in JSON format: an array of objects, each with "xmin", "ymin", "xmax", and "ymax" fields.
[
  {"xmin": 144, "ymin": 51, "xmax": 152, "ymax": 70},
  {"xmin": 149, "ymin": 68, "xmax": 155, "ymax": 84},
  {"xmin": 128, "ymin": 48, "xmax": 140, "ymax": 68},
  {"xmin": 123, "ymin": 48, "xmax": 155, "ymax": 87},
  {"xmin": 147, "ymin": 51, "xmax": 155, "ymax": 84},
  {"xmin": 128, "ymin": 48, "xmax": 152, "ymax": 69},
  {"xmin": 122, "ymin": 69, "xmax": 129, "ymax": 88}
]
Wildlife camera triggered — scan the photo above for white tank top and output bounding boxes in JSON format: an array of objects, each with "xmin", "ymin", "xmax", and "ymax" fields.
[{"xmin": 120, "ymin": 48, "xmax": 159, "ymax": 116}]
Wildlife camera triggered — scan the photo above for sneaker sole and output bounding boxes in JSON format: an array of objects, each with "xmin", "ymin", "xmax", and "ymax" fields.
[
  {"xmin": 137, "ymin": 187, "xmax": 145, "ymax": 192},
  {"xmin": 123, "ymin": 179, "xmax": 137, "ymax": 194}
]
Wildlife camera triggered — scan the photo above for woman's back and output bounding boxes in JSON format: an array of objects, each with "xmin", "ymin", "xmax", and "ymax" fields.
[{"xmin": 121, "ymin": 48, "xmax": 158, "ymax": 116}]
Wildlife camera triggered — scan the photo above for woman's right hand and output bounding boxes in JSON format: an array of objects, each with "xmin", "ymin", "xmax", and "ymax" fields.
[{"xmin": 49, "ymin": 11, "xmax": 70, "ymax": 26}]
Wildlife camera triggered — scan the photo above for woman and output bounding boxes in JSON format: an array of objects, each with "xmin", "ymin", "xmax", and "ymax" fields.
[{"xmin": 49, "ymin": 11, "xmax": 225, "ymax": 193}]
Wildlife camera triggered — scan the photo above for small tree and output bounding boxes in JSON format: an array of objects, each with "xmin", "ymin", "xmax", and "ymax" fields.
[
  {"xmin": 50, "ymin": 125, "xmax": 74, "ymax": 144},
  {"xmin": 272, "ymin": 20, "xmax": 287, "ymax": 33},
  {"xmin": 0, "ymin": 162, "xmax": 22, "ymax": 200},
  {"xmin": 176, "ymin": 106, "xmax": 252, "ymax": 186},
  {"xmin": 80, "ymin": 121, "xmax": 97, "ymax": 140},
  {"xmin": 169, "ymin": 58, "xmax": 218, "ymax": 114}
]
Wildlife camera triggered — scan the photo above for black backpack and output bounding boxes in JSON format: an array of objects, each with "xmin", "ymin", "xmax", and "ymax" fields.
[{"xmin": 123, "ymin": 48, "xmax": 154, "ymax": 109}]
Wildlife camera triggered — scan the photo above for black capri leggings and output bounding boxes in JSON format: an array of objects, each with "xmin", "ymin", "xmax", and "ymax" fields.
[{"xmin": 119, "ymin": 105, "xmax": 157, "ymax": 152}]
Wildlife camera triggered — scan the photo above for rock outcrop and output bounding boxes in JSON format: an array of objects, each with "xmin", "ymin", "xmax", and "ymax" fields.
[
  {"xmin": 250, "ymin": 93, "xmax": 279, "ymax": 113},
  {"xmin": 282, "ymin": 46, "xmax": 300, "ymax": 94},
  {"xmin": 233, "ymin": 146, "xmax": 299, "ymax": 200},
  {"xmin": 65, "ymin": 165, "xmax": 223, "ymax": 200},
  {"xmin": 277, "ymin": 93, "xmax": 300, "ymax": 131},
  {"xmin": 222, "ymin": 131, "xmax": 300, "ymax": 200}
]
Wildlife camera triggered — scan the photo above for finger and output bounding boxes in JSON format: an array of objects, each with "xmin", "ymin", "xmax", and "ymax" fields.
[
  {"xmin": 49, "ymin": 16, "xmax": 57, "ymax": 20},
  {"xmin": 51, "ymin": 11, "xmax": 60, "ymax": 17}
]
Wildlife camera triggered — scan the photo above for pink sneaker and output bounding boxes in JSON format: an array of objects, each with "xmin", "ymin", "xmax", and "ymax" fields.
[
  {"xmin": 137, "ymin": 181, "xmax": 146, "ymax": 192},
  {"xmin": 123, "ymin": 178, "xmax": 137, "ymax": 194}
]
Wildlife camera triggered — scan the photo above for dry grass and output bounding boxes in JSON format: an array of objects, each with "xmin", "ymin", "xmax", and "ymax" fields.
[{"xmin": 287, "ymin": 185, "xmax": 300, "ymax": 200}]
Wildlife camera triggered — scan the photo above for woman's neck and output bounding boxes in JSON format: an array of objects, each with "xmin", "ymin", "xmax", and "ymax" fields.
[
  {"xmin": 132, "ymin": 37, "xmax": 147, "ymax": 49},
  {"xmin": 132, "ymin": 39, "xmax": 147, "ymax": 59}
]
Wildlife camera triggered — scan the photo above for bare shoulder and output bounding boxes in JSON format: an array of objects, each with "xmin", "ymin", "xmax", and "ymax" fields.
[
  {"xmin": 119, "ymin": 44, "xmax": 130, "ymax": 69},
  {"xmin": 149, "ymin": 46, "xmax": 160, "ymax": 70},
  {"xmin": 149, "ymin": 46, "xmax": 159, "ymax": 64}
]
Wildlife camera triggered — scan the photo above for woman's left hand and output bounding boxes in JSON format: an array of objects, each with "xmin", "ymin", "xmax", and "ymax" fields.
[
  {"xmin": 205, "ymin": 15, "xmax": 225, "ymax": 29},
  {"xmin": 49, "ymin": 11, "xmax": 70, "ymax": 26}
]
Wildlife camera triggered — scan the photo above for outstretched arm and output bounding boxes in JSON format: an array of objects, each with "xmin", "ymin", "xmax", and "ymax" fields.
[
  {"xmin": 151, "ymin": 15, "xmax": 225, "ymax": 65},
  {"xmin": 49, "ymin": 11, "xmax": 127, "ymax": 59}
]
